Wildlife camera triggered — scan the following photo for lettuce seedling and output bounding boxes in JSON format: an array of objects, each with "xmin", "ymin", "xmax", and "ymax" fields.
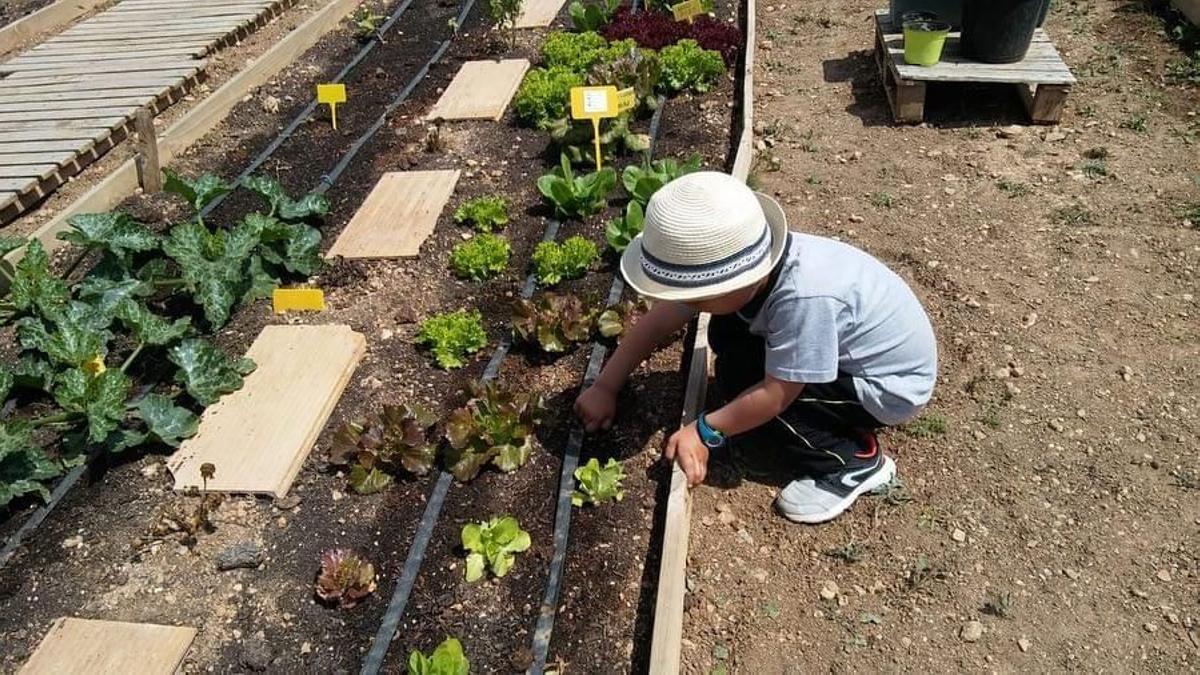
[
  {"xmin": 331, "ymin": 403, "xmax": 439, "ymax": 494},
  {"xmin": 315, "ymin": 549, "xmax": 377, "ymax": 609},
  {"xmin": 444, "ymin": 381, "xmax": 545, "ymax": 481},
  {"xmin": 449, "ymin": 233, "xmax": 511, "ymax": 281},
  {"xmin": 512, "ymin": 292, "xmax": 596, "ymax": 352},
  {"xmin": 532, "ymin": 236, "xmax": 599, "ymax": 286},
  {"xmin": 453, "ymin": 196, "xmax": 510, "ymax": 232},
  {"xmin": 537, "ymin": 154, "xmax": 617, "ymax": 219},
  {"xmin": 659, "ymin": 39, "xmax": 726, "ymax": 93},
  {"xmin": 604, "ymin": 201, "xmax": 644, "ymax": 253},
  {"xmin": 416, "ymin": 310, "xmax": 488, "ymax": 370},
  {"xmin": 597, "ymin": 297, "xmax": 649, "ymax": 339},
  {"xmin": 622, "ymin": 154, "xmax": 702, "ymax": 206},
  {"xmin": 408, "ymin": 637, "xmax": 470, "ymax": 675},
  {"xmin": 461, "ymin": 515, "xmax": 531, "ymax": 582},
  {"xmin": 572, "ymin": 457, "xmax": 626, "ymax": 506}
]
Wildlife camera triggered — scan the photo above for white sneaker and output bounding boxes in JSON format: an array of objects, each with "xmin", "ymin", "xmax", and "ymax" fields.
[{"xmin": 775, "ymin": 454, "xmax": 896, "ymax": 524}]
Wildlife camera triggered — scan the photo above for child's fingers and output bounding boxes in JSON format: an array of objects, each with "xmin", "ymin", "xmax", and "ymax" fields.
[
  {"xmin": 664, "ymin": 431, "xmax": 679, "ymax": 460},
  {"xmin": 678, "ymin": 449, "xmax": 700, "ymax": 486}
]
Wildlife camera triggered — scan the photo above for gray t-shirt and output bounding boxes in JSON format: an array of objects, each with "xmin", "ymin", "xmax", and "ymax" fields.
[{"xmin": 738, "ymin": 232, "xmax": 937, "ymax": 425}]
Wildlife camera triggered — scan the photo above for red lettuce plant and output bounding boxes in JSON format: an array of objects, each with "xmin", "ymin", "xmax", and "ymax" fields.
[
  {"xmin": 315, "ymin": 549, "xmax": 377, "ymax": 609},
  {"xmin": 602, "ymin": 8, "xmax": 741, "ymax": 65}
]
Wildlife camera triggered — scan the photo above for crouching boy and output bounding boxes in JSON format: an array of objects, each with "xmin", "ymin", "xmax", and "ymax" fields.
[{"xmin": 574, "ymin": 172, "xmax": 937, "ymax": 523}]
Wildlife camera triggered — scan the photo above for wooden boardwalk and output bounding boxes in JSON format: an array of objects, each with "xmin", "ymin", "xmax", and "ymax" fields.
[{"xmin": 0, "ymin": 0, "xmax": 293, "ymax": 224}]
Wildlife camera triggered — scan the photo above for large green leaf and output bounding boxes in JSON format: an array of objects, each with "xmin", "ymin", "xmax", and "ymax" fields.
[
  {"xmin": 77, "ymin": 276, "xmax": 152, "ymax": 316},
  {"xmin": 137, "ymin": 393, "xmax": 198, "ymax": 447},
  {"xmin": 115, "ymin": 300, "xmax": 192, "ymax": 346},
  {"xmin": 252, "ymin": 214, "xmax": 323, "ymax": 277},
  {"xmin": 161, "ymin": 221, "xmax": 261, "ymax": 327},
  {"xmin": 9, "ymin": 240, "xmax": 69, "ymax": 319},
  {"xmin": 242, "ymin": 175, "xmax": 330, "ymax": 221},
  {"xmin": 53, "ymin": 368, "xmax": 131, "ymax": 442},
  {"xmin": 0, "ymin": 423, "xmax": 61, "ymax": 506},
  {"xmin": 168, "ymin": 338, "xmax": 255, "ymax": 406},
  {"xmin": 12, "ymin": 355, "xmax": 53, "ymax": 392},
  {"xmin": 163, "ymin": 169, "xmax": 232, "ymax": 213},
  {"xmin": 16, "ymin": 302, "xmax": 112, "ymax": 368},
  {"xmin": 59, "ymin": 212, "xmax": 159, "ymax": 264}
]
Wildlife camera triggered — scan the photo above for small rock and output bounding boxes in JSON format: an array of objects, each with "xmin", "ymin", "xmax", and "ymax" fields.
[
  {"xmin": 1118, "ymin": 365, "xmax": 1133, "ymax": 382},
  {"xmin": 1049, "ymin": 420, "xmax": 1064, "ymax": 432},
  {"xmin": 997, "ymin": 125, "xmax": 1024, "ymax": 139},
  {"xmin": 951, "ymin": 528, "xmax": 966, "ymax": 543},
  {"xmin": 363, "ymin": 376, "xmax": 383, "ymax": 390},
  {"xmin": 901, "ymin": 637, "xmax": 913, "ymax": 648},
  {"xmin": 1064, "ymin": 568, "xmax": 1080, "ymax": 580},
  {"xmin": 273, "ymin": 494, "xmax": 302, "ymax": 510},
  {"xmin": 1021, "ymin": 312, "xmax": 1039, "ymax": 328},
  {"xmin": 819, "ymin": 580, "xmax": 839, "ymax": 601},
  {"xmin": 1018, "ymin": 637, "xmax": 1031, "ymax": 652},
  {"xmin": 300, "ymin": 641, "xmax": 313, "ymax": 655},
  {"xmin": 848, "ymin": 214, "xmax": 864, "ymax": 224},
  {"xmin": 750, "ymin": 568, "xmax": 768, "ymax": 583},
  {"xmin": 239, "ymin": 638, "xmax": 273, "ymax": 671},
  {"xmin": 140, "ymin": 462, "xmax": 160, "ymax": 478},
  {"xmin": 1156, "ymin": 569, "xmax": 1172, "ymax": 582},
  {"xmin": 61, "ymin": 535, "xmax": 83, "ymax": 549},
  {"xmin": 715, "ymin": 501, "xmax": 732, "ymax": 513},
  {"xmin": 1044, "ymin": 131, "xmax": 1067, "ymax": 142},
  {"xmin": 1144, "ymin": 622, "xmax": 1158, "ymax": 633},
  {"xmin": 736, "ymin": 529, "xmax": 754, "ymax": 545},
  {"xmin": 961, "ymin": 620, "xmax": 984, "ymax": 642},
  {"xmin": 261, "ymin": 95, "xmax": 280, "ymax": 114},
  {"xmin": 217, "ymin": 541, "xmax": 266, "ymax": 571},
  {"xmin": 717, "ymin": 510, "xmax": 736, "ymax": 526}
]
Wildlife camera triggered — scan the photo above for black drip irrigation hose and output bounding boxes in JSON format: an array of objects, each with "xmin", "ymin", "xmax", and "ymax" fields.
[
  {"xmin": 527, "ymin": 101, "xmax": 666, "ymax": 674},
  {"xmin": 198, "ymin": 0, "xmax": 419, "ymax": 220},
  {"xmin": 361, "ymin": 221, "xmax": 560, "ymax": 675}
]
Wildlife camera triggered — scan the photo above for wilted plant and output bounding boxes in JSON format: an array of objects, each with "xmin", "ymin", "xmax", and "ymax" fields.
[
  {"xmin": 331, "ymin": 403, "xmax": 439, "ymax": 494},
  {"xmin": 512, "ymin": 292, "xmax": 596, "ymax": 352},
  {"xmin": 352, "ymin": 6, "xmax": 387, "ymax": 42},
  {"xmin": 315, "ymin": 549, "xmax": 377, "ymax": 609},
  {"xmin": 572, "ymin": 457, "xmax": 625, "ymax": 506},
  {"xmin": 461, "ymin": 515, "xmax": 531, "ymax": 582},
  {"xmin": 444, "ymin": 381, "xmax": 545, "ymax": 481},
  {"xmin": 487, "ymin": 0, "xmax": 523, "ymax": 48}
]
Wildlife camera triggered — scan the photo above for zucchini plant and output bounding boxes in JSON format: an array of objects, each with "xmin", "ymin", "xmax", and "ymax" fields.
[
  {"xmin": 331, "ymin": 403, "xmax": 439, "ymax": 494},
  {"xmin": 444, "ymin": 381, "xmax": 544, "ymax": 481},
  {"xmin": 460, "ymin": 515, "xmax": 531, "ymax": 582},
  {"xmin": 572, "ymin": 457, "xmax": 626, "ymax": 506},
  {"xmin": 511, "ymin": 292, "xmax": 597, "ymax": 353}
]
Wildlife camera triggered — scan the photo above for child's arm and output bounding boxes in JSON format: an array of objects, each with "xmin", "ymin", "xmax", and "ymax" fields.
[
  {"xmin": 666, "ymin": 375, "xmax": 805, "ymax": 487},
  {"xmin": 574, "ymin": 301, "xmax": 694, "ymax": 431}
]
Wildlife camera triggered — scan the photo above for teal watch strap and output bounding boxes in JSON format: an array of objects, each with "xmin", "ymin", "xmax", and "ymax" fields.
[{"xmin": 696, "ymin": 412, "xmax": 725, "ymax": 448}]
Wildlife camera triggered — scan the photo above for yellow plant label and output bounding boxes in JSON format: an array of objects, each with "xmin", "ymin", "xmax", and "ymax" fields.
[
  {"xmin": 272, "ymin": 288, "xmax": 326, "ymax": 314},
  {"xmin": 570, "ymin": 85, "xmax": 619, "ymax": 120},
  {"xmin": 82, "ymin": 355, "xmax": 106, "ymax": 375},
  {"xmin": 616, "ymin": 87, "xmax": 636, "ymax": 113},
  {"xmin": 317, "ymin": 83, "xmax": 347, "ymax": 129},
  {"xmin": 671, "ymin": 0, "xmax": 704, "ymax": 22}
]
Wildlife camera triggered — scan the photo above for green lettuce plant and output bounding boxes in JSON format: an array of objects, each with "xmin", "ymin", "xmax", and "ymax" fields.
[
  {"xmin": 572, "ymin": 457, "xmax": 626, "ymax": 506},
  {"xmin": 461, "ymin": 515, "xmax": 531, "ymax": 582},
  {"xmin": 408, "ymin": 637, "xmax": 469, "ymax": 675},
  {"xmin": 449, "ymin": 233, "xmax": 511, "ymax": 281},
  {"xmin": 453, "ymin": 195, "xmax": 509, "ymax": 232},
  {"xmin": 532, "ymin": 236, "xmax": 599, "ymax": 286},
  {"xmin": 444, "ymin": 381, "xmax": 544, "ymax": 481},
  {"xmin": 622, "ymin": 154, "xmax": 702, "ymax": 206},
  {"xmin": 604, "ymin": 201, "xmax": 644, "ymax": 253},
  {"xmin": 514, "ymin": 67, "xmax": 584, "ymax": 128},
  {"xmin": 568, "ymin": 0, "xmax": 619, "ymax": 32},
  {"xmin": 416, "ymin": 310, "xmax": 488, "ymax": 370},
  {"xmin": 512, "ymin": 292, "xmax": 596, "ymax": 352},
  {"xmin": 331, "ymin": 403, "xmax": 439, "ymax": 494},
  {"xmin": 597, "ymin": 297, "xmax": 649, "ymax": 339},
  {"xmin": 546, "ymin": 114, "xmax": 650, "ymax": 167},
  {"xmin": 537, "ymin": 155, "xmax": 617, "ymax": 219},
  {"xmin": 659, "ymin": 39, "xmax": 726, "ymax": 93}
]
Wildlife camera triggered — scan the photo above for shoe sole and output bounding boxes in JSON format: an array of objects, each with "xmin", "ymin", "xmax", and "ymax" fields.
[{"xmin": 776, "ymin": 456, "xmax": 897, "ymax": 524}]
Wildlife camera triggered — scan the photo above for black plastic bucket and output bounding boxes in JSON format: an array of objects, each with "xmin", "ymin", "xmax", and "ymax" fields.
[{"xmin": 960, "ymin": 0, "xmax": 1046, "ymax": 64}]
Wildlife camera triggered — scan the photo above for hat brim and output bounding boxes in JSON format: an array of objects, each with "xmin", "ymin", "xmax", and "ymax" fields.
[{"xmin": 620, "ymin": 192, "xmax": 789, "ymax": 303}]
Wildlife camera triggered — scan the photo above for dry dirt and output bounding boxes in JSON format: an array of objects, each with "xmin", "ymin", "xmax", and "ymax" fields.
[{"xmin": 681, "ymin": 1, "xmax": 1199, "ymax": 672}]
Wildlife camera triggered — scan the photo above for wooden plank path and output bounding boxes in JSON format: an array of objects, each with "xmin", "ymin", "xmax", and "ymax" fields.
[
  {"xmin": 0, "ymin": 0, "xmax": 295, "ymax": 225},
  {"xmin": 19, "ymin": 618, "xmax": 195, "ymax": 675}
]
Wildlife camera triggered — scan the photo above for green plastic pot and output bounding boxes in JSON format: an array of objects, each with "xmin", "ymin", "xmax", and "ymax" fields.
[{"xmin": 903, "ymin": 19, "xmax": 951, "ymax": 66}]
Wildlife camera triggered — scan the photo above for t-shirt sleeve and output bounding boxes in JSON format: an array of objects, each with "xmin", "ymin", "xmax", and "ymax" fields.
[{"xmin": 763, "ymin": 296, "xmax": 843, "ymax": 383}]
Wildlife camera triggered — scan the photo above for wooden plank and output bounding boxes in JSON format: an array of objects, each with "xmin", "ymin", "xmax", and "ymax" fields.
[
  {"xmin": 1, "ymin": 60, "xmax": 199, "ymax": 75},
  {"xmin": 0, "ymin": 151, "xmax": 79, "ymax": 166},
  {"xmin": 0, "ymin": 0, "xmax": 111, "ymax": 58},
  {"xmin": 327, "ymin": 170, "xmax": 461, "ymax": 258},
  {"xmin": 649, "ymin": 314, "xmax": 709, "ymax": 675},
  {"xmin": 0, "ymin": 129, "xmax": 107, "ymax": 142},
  {"xmin": 19, "ymin": 618, "xmax": 195, "ymax": 675},
  {"xmin": 730, "ymin": 0, "xmax": 755, "ymax": 182},
  {"xmin": 1, "ymin": 0, "xmax": 360, "ymax": 262},
  {"xmin": 9, "ymin": 48, "xmax": 205, "ymax": 64},
  {"xmin": 0, "ymin": 118, "xmax": 125, "ymax": 133},
  {"xmin": 0, "ymin": 139, "xmax": 95, "ymax": 153},
  {"xmin": 0, "ymin": 108, "xmax": 135, "ymax": 123},
  {"xmin": 0, "ymin": 164, "xmax": 59, "ymax": 180},
  {"xmin": 0, "ymin": 177, "xmax": 39, "ymax": 192},
  {"xmin": 167, "ymin": 325, "xmax": 366, "ymax": 497},
  {"xmin": 425, "ymin": 59, "xmax": 530, "ymax": 121},
  {"xmin": 1020, "ymin": 83, "xmax": 1069, "ymax": 124},
  {"xmin": 3, "ymin": 66, "xmax": 203, "ymax": 83},
  {"xmin": 29, "ymin": 37, "xmax": 213, "ymax": 51},
  {"xmin": 0, "ymin": 96, "xmax": 158, "ymax": 113},
  {"xmin": 514, "ymin": 0, "xmax": 567, "ymax": 27}
]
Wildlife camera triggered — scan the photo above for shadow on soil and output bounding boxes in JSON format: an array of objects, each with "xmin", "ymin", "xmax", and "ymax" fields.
[{"xmin": 823, "ymin": 49, "xmax": 1037, "ymax": 130}]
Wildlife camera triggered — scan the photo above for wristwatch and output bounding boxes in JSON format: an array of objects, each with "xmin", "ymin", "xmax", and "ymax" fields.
[{"xmin": 696, "ymin": 412, "xmax": 726, "ymax": 449}]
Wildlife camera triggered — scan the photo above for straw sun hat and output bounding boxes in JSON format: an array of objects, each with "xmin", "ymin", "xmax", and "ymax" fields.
[{"xmin": 620, "ymin": 171, "xmax": 789, "ymax": 302}]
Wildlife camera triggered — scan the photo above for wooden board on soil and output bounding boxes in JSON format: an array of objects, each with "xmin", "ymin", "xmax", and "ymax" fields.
[
  {"xmin": 326, "ymin": 169, "xmax": 461, "ymax": 258},
  {"xmin": 167, "ymin": 324, "xmax": 366, "ymax": 497},
  {"xmin": 425, "ymin": 59, "xmax": 530, "ymax": 121},
  {"xmin": 514, "ymin": 0, "xmax": 568, "ymax": 28},
  {"xmin": 19, "ymin": 618, "xmax": 195, "ymax": 675}
]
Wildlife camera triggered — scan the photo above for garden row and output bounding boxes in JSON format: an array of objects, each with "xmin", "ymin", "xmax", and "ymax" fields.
[{"xmin": 0, "ymin": 0, "xmax": 745, "ymax": 668}]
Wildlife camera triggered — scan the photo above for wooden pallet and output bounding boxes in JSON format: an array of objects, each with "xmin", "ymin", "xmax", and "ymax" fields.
[
  {"xmin": 0, "ymin": 0, "xmax": 295, "ymax": 225},
  {"xmin": 425, "ymin": 59, "xmax": 530, "ymax": 121},
  {"xmin": 873, "ymin": 9, "xmax": 1076, "ymax": 124}
]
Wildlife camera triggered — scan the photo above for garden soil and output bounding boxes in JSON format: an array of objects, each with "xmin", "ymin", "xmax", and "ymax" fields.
[{"xmin": 680, "ymin": 1, "xmax": 1199, "ymax": 673}]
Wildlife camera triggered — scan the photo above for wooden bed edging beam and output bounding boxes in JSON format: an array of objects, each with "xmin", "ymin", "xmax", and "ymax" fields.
[
  {"xmin": 0, "ymin": 0, "xmax": 112, "ymax": 59},
  {"xmin": 0, "ymin": 0, "xmax": 362, "ymax": 289},
  {"xmin": 648, "ymin": 0, "xmax": 756, "ymax": 670}
]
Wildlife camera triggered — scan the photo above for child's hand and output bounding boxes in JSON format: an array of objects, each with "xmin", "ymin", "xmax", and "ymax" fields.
[
  {"xmin": 575, "ymin": 383, "xmax": 617, "ymax": 432},
  {"xmin": 665, "ymin": 423, "xmax": 708, "ymax": 487}
]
